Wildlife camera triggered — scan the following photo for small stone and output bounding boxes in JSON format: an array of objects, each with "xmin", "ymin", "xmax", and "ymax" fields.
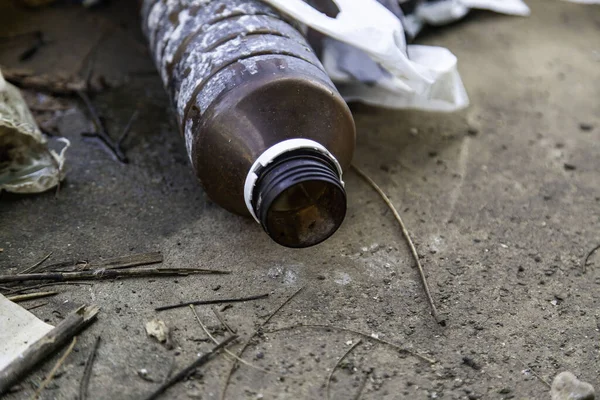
[
  {"xmin": 467, "ymin": 127, "xmax": 479, "ymax": 136},
  {"xmin": 145, "ymin": 319, "xmax": 169, "ymax": 343},
  {"xmin": 145, "ymin": 319, "xmax": 173, "ymax": 349},
  {"xmin": 499, "ymin": 388, "xmax": 512, "ymax": 394},
  {"xmin": 551, "ymin": 371, "xmax": 595, "ymax": 400},
  {"xmin": 579, "ymin": 123, "xmax": 594, "ymax": 132},
  {"xmin": 462, "ymin": 356, "xmax": 481, "ymax": 370},
  {"xmin": 409, "ymin": 127, "xmax": 419, "ymax": 135},
  {"xmin": 564, "ymin": 348, "xmax": 575, "ymax": 356},
  {"xmin": 212, "ymin": 285, "xmax": 221, "ymax": 291},
  {"xmin": 137, "ymin": 368, "xmax": 154, "ymax": 382},
  {"xmin": 564, "ymin": 163, "xmax": 577, "ymax": 171}
]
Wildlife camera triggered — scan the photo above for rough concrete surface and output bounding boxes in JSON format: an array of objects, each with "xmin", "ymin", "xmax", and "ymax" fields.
[{"xmin": 1, "ymin": 1, "xmax": 599, "ymax": 399}]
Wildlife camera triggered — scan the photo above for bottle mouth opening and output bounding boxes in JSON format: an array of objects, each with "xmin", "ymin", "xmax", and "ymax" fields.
[{"xmin": 248, "ymin": 143, "xmax": 346, "ymax": 248}]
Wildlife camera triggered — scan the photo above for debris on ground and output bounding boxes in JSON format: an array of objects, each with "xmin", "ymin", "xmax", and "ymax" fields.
[
  {"xmin": 0, "ymin": 68, "xmax": 69, "ymax": 193},
  {"xmin": 0, "ymin": 303, "xmax": 99, "ymax": 395},
  {"xmin": 551, "ymin": 371, "xmax": 595, "ymax": 400},
  {"xmin": 145, "ymin": 319, "xmax": 171, "ymax": 346},
  {"xmin": 0, "ymin": 293, "xmax": 53, "ymax": 372}
]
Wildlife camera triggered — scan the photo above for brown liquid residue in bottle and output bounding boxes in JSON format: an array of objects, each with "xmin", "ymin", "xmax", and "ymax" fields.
[{"xmin": 142, "ymin": 0, "xmax": 356, "ymax": 247}]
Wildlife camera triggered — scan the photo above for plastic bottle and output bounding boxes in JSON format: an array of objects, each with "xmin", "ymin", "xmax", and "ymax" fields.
[{"xmin": 141, "ymin": 0, "xmax": 355, "ymax": 248}]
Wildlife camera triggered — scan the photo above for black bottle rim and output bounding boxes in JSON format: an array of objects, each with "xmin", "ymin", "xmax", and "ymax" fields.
[{"xmin": 251, "ymin": 148, "xmax": 346, "ymax": 248}]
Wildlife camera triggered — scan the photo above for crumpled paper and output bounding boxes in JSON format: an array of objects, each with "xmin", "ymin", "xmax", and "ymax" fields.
[
  {"xmin": 262, "ymin": 0, "xmax": 532, "ymax": 111},
  {"xmin": 0, "ymin": 294, "xmax": 54, "ymax": 372},
  {"xmin": 0, "ymin": 68, "xmax": 69, "ymax": 193}
]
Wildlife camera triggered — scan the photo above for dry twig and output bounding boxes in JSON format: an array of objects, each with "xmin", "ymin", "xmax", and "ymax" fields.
[
  {"xmin": 583, "ymin": 244, "xmax": 600, "ymax": 273},
  {"xmin": 352, "ymin": 165, "xmax": 444, "ymax": 325},
  {"xmin": 265, "ymin": 324, "xmax": 435, "ymax": 364},
  {"xmin": 3, "ymin": 282, "xmax": 93, "ymax": 295},
  {"xmin": 212, "ymin": 306, "xmax": 236, "ymax": 334},
  {"xmin": 79, "ymin": 336, "xmax": 101, "ymax": 400},
  {"xmin": 6, "ymin": 291, "xmax": 58, "ymax": 302},
  {"xmin": 91, "ymin": 252, "xmax": 163, "ymax": 270},
  {"xmin": 143, "ymin": 335, "xmax": 238, "ymax": 400},
  {"xmin": 0, "ymin": 267, "xmax": 229, "ymax": 284},
  {"xmin": 117, "ymin": 109, "xmax": 139, "ymax": 150},
  {"xmin": 156, "ymin": 293, "xmax": 269, "ymax": 312},
  {"xmin": 31, "ymin": 337, "xmax": 77, "ymax": 400},
  {"xmin": 78, "ymin": 91, "xmax": 128, "ymax": 163},
  {"xmin": 221, "ymin": 286, "xmax": 305, "ymax": 400},
  {"xmin": 30, "ymin": 252, "xmax": 162, "ymax": 273},
  {"xmin": 25, "ymin": 302, "xmax": 48, "ymax": 311},
  {"xmin": 1, "ymin": 68, "xmax": 92, "ymax": 95},
  {"xmin": 354, "ymin": 370, "xmax": 371, "ymax": 400},
  {"xmin": 19, "ymin": 252, "xmax": 53, "ymax": 274},
  {"xmin": 0, "ymin": 305, "xmax": 99, "ymax": 395},
  {"xmin": 327, "ymin": 340, "xmax": 362, "ymax": 400},
  {"xmin": 515, "ymin": 358, "xmax": 550, "ymax": 389},
  {"xmin": 190, "ymin": 306, "xmax": 276, "ymax": 377}
]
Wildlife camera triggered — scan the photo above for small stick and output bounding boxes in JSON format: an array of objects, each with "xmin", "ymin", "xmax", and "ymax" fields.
[
  {"xmin": 91, "ymin": 252, "xmax": 163, "ymax": 270},
  {"xmin": 352, "ymin": 165, "xmax": 444, "ymax": 325},
  {"xmin": 353, "ymin": 371, "xmax": 370, "ymax": 400},
  {"xmin": 265, "ymin": 324, "xmax": 435, "ymax": 364},
  {"xmin": 117, "ymin": 109, "xmax": 139, "ymax": 149},
  {"xmin": 7, "ymin": 291, "xmax": 58, "ymax": 302},
  {"xmin": 190, "ymin": 306, "xmax": 277, "ymax": 377},
  {"xmin": 212, "ymin": 306, "xmax": 236, "ymax": 334},
  {"xmin": 0, "ymin": 305, "xmax": 99, "ymax": 395},
  {"xmin": 79, "ymin": 336, "xmax": 101, "ymax": 400},
  {"xmin": 263, "ymin": 286, "xmax": 304, "ymax": 326},
  {"xmin": 25, "ymin": 302, "xmax": 48, "ymax": 311},
  {"xmin": 31, "ymin": 337, "xmax": 77, "ymax": 400},
  {"xmin": 4, "ymin": 282, "xmax": 94, "ymax": 295},
  {"xmin": 2, "ymin": 68, "xmax": 91, "ymax": 95},
  {"xmin": 582, "ymin": 244, "xmax": 600, "ymax": 273},
  {"xmin": 29, "ymin": 252, "xmax": 162, "ymax": 273},
  {"xmin": 327, "ymin": 340, "xmax": 362, "ymax": 400},
  {"xmin": 221, "ymin": 286, "xmax": 305, "ymax": 400},
  {"xmin": 19, "ymin": 252, "xmax": 53, "ymax": 274},
  {"xmin": 143, "ymin": 335, "xmax": 238, "ymax": 400},
  {"xmin": 0, "ymin": 267, "xmax": 229, "ymax": 284},
  {"xmin": 156, "ymin": 293, "xmax": 269, "ymax": 312},
  {"xmin": 515, "ymin": 358, "xmax": 550, "ymax": 389},
  {"xmin": 19, "ymin": 33, "xmax": 46, "ymax": 62},
  {"xmin": 77, "ymin": 91, "xmax": 128, "ymax": 163},
  {"xmin": 31, "ymin": 259, "xmax": 88, "ymax": 272}
]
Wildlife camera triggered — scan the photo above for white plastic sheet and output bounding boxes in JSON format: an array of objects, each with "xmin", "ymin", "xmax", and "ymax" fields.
[
  {"xmin": 0, "ymin": 294, "xmax": 54, "ymax": 372},
  {"xmin": 261, "ymin": 0, "xmax": 532, "ymax": 111}
]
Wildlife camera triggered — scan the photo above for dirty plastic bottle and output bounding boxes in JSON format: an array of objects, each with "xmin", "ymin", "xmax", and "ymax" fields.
[{"xmin": 141, "ymin": 0, "xmax": 356, "ymax": 248}]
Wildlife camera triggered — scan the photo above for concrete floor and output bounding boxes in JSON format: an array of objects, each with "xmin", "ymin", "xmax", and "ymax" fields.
[{"xmin": 1, "ymin": 1, "xmax": 599, "ymax": 399}]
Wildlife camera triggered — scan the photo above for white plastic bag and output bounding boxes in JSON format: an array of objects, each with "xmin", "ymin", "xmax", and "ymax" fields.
[
  {"xmin": 0, "ymin": 68, "xmax": 69, "ymax": 193},
  {"xmin": 262, "ymin": 0, "xmax": 470, "ymax": 111}
]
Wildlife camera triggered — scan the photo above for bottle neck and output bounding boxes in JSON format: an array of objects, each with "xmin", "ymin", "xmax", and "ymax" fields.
[{"xmin": 244, "ymin": 139, "xmax": 346, "ymax": 248}]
